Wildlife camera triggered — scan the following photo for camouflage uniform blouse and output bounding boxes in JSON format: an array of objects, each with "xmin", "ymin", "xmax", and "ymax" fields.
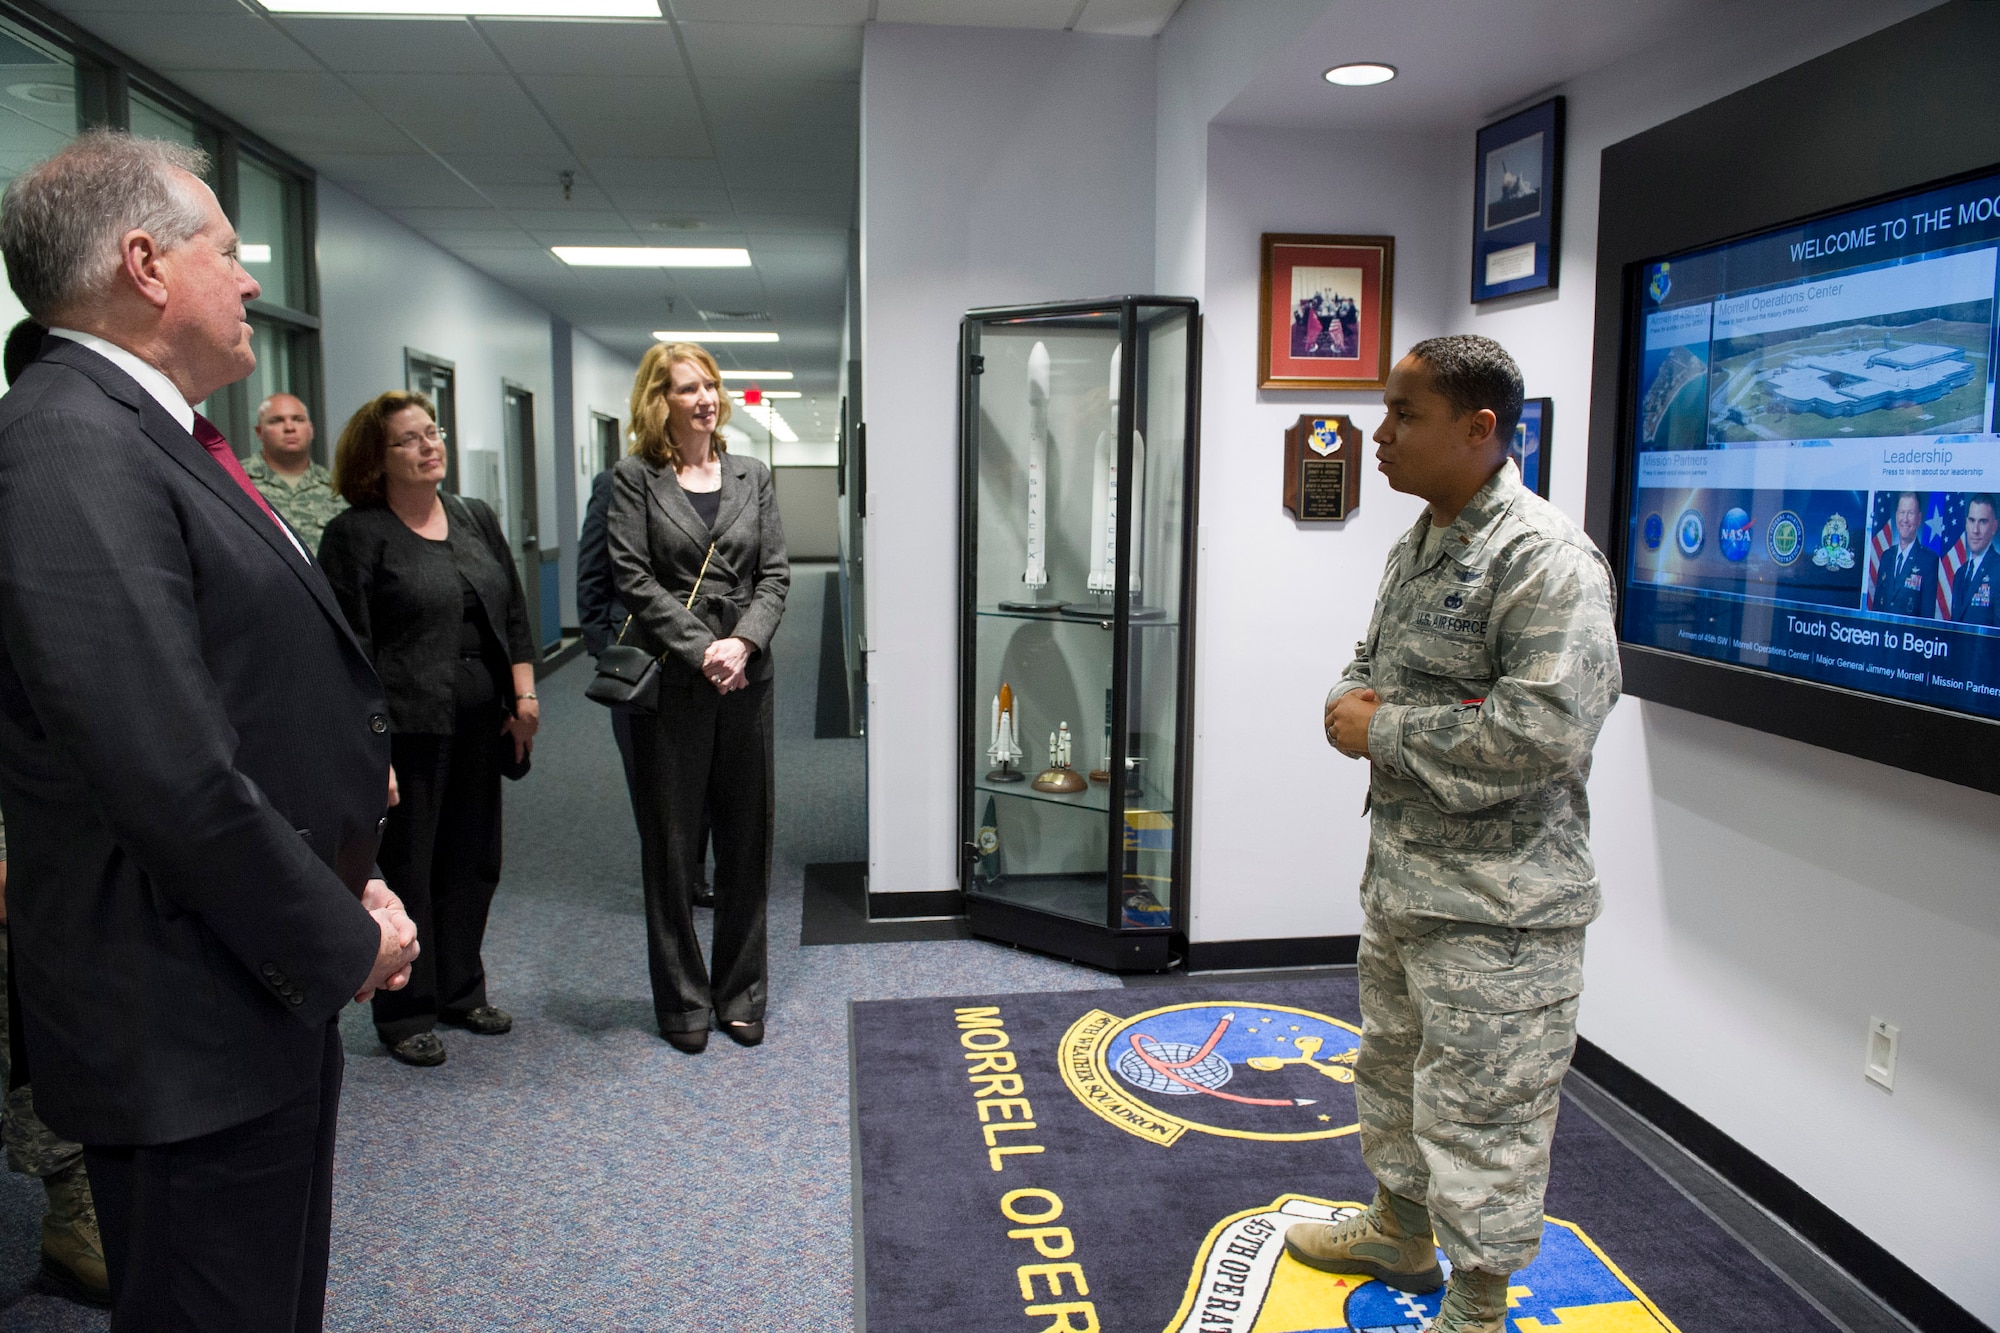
[
  {"xmin": 243, "ymin": 455, "xmax": 348, "ymax": 554},
  {"xmin": 1329, "ymin": 461, "xmax": 1621, "ymax": 931}
]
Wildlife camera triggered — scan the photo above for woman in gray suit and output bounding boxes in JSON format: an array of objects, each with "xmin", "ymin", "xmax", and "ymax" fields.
[{"xmin": 608, "ymin": 343, "xmax": 788, "ymax": 1052}]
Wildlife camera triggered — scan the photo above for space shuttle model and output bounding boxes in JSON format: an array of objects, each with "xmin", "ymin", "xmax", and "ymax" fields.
[{"xmin": 1087, "ymin": 345, "xmax": 1145, "ymax": 595}]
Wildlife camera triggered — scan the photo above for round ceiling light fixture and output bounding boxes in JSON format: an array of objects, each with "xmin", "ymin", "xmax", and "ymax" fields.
[{"xmin": 1323, "ymin": 62, "xmax": 1397, "ymax": 87}]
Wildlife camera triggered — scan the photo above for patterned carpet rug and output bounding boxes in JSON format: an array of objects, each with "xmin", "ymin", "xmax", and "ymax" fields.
[{"xmin": 851, "ymin": 976, "xmax": 1840, "ymax": 1333}]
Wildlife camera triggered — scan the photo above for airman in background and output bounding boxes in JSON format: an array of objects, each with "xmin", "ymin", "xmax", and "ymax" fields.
[{"xmin": 244, "ymin": 391, "xmax": 346, "ymax": 552}]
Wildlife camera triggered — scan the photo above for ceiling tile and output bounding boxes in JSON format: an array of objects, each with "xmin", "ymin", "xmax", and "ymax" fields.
[
  {"xmin": 57, "ymin": 13, "xmax": 316, "ymax": 72},
  {"xmin": 478, "ymin": 179, "xmax": 613, "ymax": 210},
  {"xmin": 518, "ymin": 75, "xmax": 709, "ymax": 157},
  {"xmin": 315, "ymin": 155, "xmax": 493, "ymax": 208},
  {"xmin": 707, "ymin": 118, "xmax": 855, "ymax": 161},
  {"xmin": 163, "ymin": 69, "xmax": 415, "ymax": 154},
  {"xmin": 1072, "ymin": 0, "xmax": 1183, "ymax": 37},
  {"xmin": 678, "ymin": 21, "xmax": 860, "ymax": 82},
  {"xmin": 47, "ymin": 0, "xmax": 245, "ymax": 14},
  {"xmin": 436, "ymin": 152, "xmax": 586, "ymax": 187},
  {"xmin": 584, "ymin": 156, "xmax": 725, "ymax": 189},
  {"xmin": 476, "ymin": 17, "xmax": 684, "ymax": 77},
  {"xmin": 601, "ymin": 184, "xmax": 734, "ymax": 214},
  {"xmin": 720, "ymin": 155, "xmax": 855, "ymax": 189},
  {"xmin": 668, "ymin": 0, "xmax": 869, "ymax": 20},
  {"xmin": 346, "ymin": 73, "xmax": 567, "ymax": 155},
  {"xmin": 272, "ymin": 16, "xmax": 503, "ymax": 75},
  {"xmin": 388, "ymin": 205, "xmax": 518, "ymax": 231},
  {"xmin": 874, "ymin": 0, "xmax": 1076, "ymax": 28},
  {"xmin": 699, "ymin": 79, "xmax": 857, "ymax": 128}
]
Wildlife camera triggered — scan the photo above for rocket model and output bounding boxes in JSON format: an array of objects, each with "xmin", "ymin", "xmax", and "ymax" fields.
[
  {"xmin": 986, "ymin": 682, "xmax": 1024, "ymax": 781},
  {"xmin": 1024, "ymin": 341, "xmax": 1051, "ymax": 593},
  {"xmin": 1087, "ymin": 345, "xmax": 1145, "ymax": 596},
  {"xmin": 1031, "ymin": 717, "xmax": 1086, "ymax": 793}
]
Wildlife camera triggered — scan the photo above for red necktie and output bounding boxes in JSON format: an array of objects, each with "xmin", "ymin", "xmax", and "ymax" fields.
[{"xmin": 191, "ymin": 413, "xmax": 287, "ymax": 532}]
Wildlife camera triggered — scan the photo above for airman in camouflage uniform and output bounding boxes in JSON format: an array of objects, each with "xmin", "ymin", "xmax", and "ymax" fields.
[
  {"xmin": 244, "ymin": 391, "xmax": 346, "ymax": 552},
  {"xmin": 0, "ymin": 809, "xmax": 107, "ymax": 1303},
  {"xmin": 1285, "ymin": 337, "xmax": 1620, "ymax": 1333}
]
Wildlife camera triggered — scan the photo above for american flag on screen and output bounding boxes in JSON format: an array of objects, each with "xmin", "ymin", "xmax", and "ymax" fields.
[{"xmin": 1928, "ymin": 492, "xmax": 1972, "ymax": 619}]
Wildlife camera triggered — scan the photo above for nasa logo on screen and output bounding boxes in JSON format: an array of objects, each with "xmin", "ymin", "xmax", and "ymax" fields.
[
  {"xmin": 1720, "ymin": 507, "xmax": 1754, "ymax": 562},
  {"xmin": 1643, "ymin": 513, "xmax": 1664, "ymax": 550},
  {"xmin": 1676, "ymin": 508, "xmax": 1705, "ymax": 557},
  {"xmin": 1767, "ymin": 511, "xmax": 1804, "ymax": 566}
]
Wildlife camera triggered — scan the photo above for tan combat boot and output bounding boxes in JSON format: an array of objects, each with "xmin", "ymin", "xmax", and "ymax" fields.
[
  {"xmin": 1282, "ymin": 1185, "xmax": 1444, "ymax": 1292},
  {"xmin": 1431, "ymin": 1267, "xmax": 1512, "ymax": 1333},
  {"xmin": 41, "ymin": 1163, "xmax": 109, "ymax": 1305}
]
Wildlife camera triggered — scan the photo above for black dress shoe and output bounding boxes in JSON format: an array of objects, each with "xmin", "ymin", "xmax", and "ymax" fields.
[
  {"xmin": 692, "ymin": 882, "xmax": 716, "ymax": 909},
  {"xmin": 442, "ymin": 1005, "xmax": 513, "ymax": 1035},
  {"xmin": 387, "ymin": 1032, "xmax": 447, "ymax": 1067},
  {"xmin": 662, "ymin": 1028, "xmax": 708, "ymax": 1054},
  {"xmin": 722, "ymin": 1020, "xmax": 764, "ymax": 1047}
]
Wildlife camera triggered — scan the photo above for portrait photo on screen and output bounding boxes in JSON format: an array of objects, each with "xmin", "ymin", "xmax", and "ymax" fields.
[{"xmin": 1618, "ymin": 162, "xmax": 2000, "ymax": 724}]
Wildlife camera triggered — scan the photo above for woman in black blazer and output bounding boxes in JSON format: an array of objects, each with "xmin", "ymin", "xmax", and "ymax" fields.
[
  {"xmin": 607, "ymin": 343, "xmax": 788, "ymax": 1052},
  {"xmin": 319, "ymin": 391, "xmax": 539, "ymax": 1067}
]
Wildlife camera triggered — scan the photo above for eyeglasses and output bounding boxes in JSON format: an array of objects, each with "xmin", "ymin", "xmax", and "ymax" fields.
[{"xmin": 388, "ymin": 424, "xmax": 446, "ymax": 451}]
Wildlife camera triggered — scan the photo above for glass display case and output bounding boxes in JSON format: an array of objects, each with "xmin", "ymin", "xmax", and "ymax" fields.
[{"xmin": 958, "ymin": 297, "xmax": 1200, "ymax": 971}]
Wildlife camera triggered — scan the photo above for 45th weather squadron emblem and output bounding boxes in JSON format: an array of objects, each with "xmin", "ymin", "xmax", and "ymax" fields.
[{"xmin": 1061, "ymin": 1002, "xmax": 1362, "ymax": 1146}]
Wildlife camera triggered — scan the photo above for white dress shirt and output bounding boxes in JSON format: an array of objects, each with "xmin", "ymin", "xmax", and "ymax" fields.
[{"xmin": 48, "ymin": 327, "xmax": 308, "ymax": 561}]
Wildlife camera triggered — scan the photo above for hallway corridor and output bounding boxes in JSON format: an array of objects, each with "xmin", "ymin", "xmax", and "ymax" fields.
[{"xmin": 0, "ymin": 562, "xmax": 1096, "ymax": 1332}]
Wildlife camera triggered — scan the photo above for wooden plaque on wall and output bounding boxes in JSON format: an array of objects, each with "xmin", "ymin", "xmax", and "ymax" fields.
[{"xmin": 1283, "ymin": 415, "xmax": 1362, "ymax": 522}]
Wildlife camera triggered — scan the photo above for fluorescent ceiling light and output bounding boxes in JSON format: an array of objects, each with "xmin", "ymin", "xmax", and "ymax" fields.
[
  {"xmin": 239, "ymin": 243, "xmax": 272, "ymax": 264},
  {"xmin": 734, "ymin": 401, "xmax": 798, "ymax": 443},
  {"xmin": 720, "ymin": 370, "xmax": 792, "ymax": 380},
  {"xmin": 1323, "ymin": 62, "xmax": 1396, "ymax": 86},
  {"xmin": 553, "ymin": 246, "xmax": 749, "ymax": 268},
  {"xmin": 258, "ymin": 1, "xmax": 659, "ymax": 15},
  {"xmin": 731, "ymin": 389, "xmax": 800, "ymax": 399},
  {"xmin": 653, "ymin": 330, "xmax": 778, "ymax": 343}
]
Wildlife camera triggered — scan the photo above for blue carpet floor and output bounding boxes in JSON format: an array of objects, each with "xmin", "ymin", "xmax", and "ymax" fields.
[{"xmin": 0, "ymin": 561, "xmax": 1101, "ymax": 1330}]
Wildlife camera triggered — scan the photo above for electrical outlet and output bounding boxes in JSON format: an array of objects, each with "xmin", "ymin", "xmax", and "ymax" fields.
[{"xmin": 1864, "ymin": 1018, "xmax": 1899, "ymax": 1092}]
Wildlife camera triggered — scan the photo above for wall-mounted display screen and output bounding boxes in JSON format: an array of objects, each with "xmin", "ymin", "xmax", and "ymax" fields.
[{"xmin": 1621, "ymin": 165, "xmax": 2000, "ymax": 722}]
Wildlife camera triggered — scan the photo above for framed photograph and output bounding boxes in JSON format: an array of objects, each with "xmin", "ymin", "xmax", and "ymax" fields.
[
  {"xmin": 1259, "ymin": 233, "xmax": 1394, "ymax": 390},
  {"xmin": 1510, "ymin": 397, "xmax": 1553, "ymax": 498},
  {"xmin": 1472, "ymin": 96, "xmax": 1564, "ymax": 302}
]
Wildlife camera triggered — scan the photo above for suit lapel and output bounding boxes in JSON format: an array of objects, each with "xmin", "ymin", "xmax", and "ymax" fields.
[
  {"xmin": 713, "ymin": 455, "xmax": 752, "ymax": 538},
  {"xmin": 645, "ymin": 460, "xmax": 713, "ymax": 549},
  {"xmin": 44, "ymin": 340, "xmax": 366, "ymax": 658}
]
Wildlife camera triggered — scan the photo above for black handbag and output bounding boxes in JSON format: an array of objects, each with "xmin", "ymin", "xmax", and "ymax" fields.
[{"xmin": 585, "ymin": 541, "xmax": 716, "ymax": 713}]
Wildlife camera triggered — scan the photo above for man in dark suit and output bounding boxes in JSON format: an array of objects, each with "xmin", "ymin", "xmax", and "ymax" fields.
[
  {"xmin": 1873, "ymin": 491, "xmax": 1938, "ymax": 618},
  {"xmin": 0, "ymin": 131, "xmax": 418, "ymax": 1329},
  {"xmin": 1951, "ymin": 495, "xmax": 1998, "ymax": 627}
]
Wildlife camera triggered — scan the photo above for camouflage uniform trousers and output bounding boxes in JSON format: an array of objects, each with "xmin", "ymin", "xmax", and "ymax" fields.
[
  {"xmin": 0, "ymin": 925, "xmax": 85, "ymax": 1180},
  {"xmin": 1352, "ymin": 913, "xmax": 1584, "ymax": 1277}
]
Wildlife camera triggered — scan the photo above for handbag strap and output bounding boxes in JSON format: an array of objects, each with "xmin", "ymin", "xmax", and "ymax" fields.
[{"xmin": 613, "ymin": 540, "xmax": 718, "ymax": 648}]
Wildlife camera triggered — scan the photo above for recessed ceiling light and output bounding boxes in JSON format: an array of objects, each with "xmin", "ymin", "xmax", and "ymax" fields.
[
  {"xmin": 554, "ymin": 246, "xmax": 749, "ymax": 267},
  {"xmin": 1323, "ymin": 62, "xmax": 1396, "ymax": 86},
  {"xmin": 720, "ymin": 370, "xmax": 792, "ymax": 380},
  {"xmin": 653, "ymin": 330, "xmax": 779, "ymax": 343},
  {"xmin": 240, "ymin": 243, "xmax": 273, "ymax": 264},
  {"xmin": 259, "ymin": 0, "xmax": 658, "ymax": 14},
  {"xmin": 730, "ymin": 389, "xmax": 801, "ymax": 399}
]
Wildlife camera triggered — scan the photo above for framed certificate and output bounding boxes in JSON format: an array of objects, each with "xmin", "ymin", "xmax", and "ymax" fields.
[{"xmin": 1258, "ymin": 233, "xmax": 1394, "ymax": 390}]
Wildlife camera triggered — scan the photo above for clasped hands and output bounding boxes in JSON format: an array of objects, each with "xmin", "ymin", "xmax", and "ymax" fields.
[
  {"xmin": 1324, "ymin": 688, "xmax": 1380, "ymax": 760},
  {"xmin": 355, "ymin": 878, "xmax": 419, "ymax": 1003},
  {"xmin": 702, "ymin": 636, "xmax": 751, "ymax": 694}
]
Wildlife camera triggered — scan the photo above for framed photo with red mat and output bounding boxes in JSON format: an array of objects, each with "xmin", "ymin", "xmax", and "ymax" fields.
[{"xmin": 1258, "ymin": 233, "xmax": 1394, "ymax": 390}]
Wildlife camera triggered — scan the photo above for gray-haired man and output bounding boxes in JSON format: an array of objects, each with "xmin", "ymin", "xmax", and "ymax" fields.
[
  {"xmin": 0, "ymin": 131, "xmax": 416, "ymax": 1328},
  {"xmin": 1285, "ymin": 336, "xmax": 1620, "ymax": 1333}
]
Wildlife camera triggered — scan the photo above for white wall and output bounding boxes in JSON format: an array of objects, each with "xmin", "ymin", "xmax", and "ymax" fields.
[
  {"xmin": 571, "ymin": 327, "xmax": 638, "ymax": 529},
  {"xmin": 1184, "ymin": 125, "xmax": 1456, "ymax": 943},
  {"xmin": 860, "ymin": 23, "xmax": 1157, "ymax": 894},
  {"xmin": 317, "ymin": 180, "xmax": 558, "ymax": 561}
]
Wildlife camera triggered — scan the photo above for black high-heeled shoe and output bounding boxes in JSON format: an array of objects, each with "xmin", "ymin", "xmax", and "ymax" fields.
[
  {"xmin": 723, "ymin": 1020, "xmax": 764, "ymax": 1047},
  {"xmin": 662, "ymin": 1028, "xmax": 708, "ymax": 1054}
]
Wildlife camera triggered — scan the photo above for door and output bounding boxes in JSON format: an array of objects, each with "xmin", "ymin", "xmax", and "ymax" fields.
[
  {"xmin": 500, "ymin": 383, "xmax": 546, "ymax": 648},
  {"xmin": 593, "ymin": 412, "xmax": 621, "ymax": 474},
  {"xmin": 405, "ymin": 351, "xmax": 458, "ymax": 493}
]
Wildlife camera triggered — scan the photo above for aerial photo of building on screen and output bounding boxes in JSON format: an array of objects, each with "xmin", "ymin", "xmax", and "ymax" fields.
[{"xmin": 1710, "ymin": 316, "xmax": 1990, "ymax": 442}]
